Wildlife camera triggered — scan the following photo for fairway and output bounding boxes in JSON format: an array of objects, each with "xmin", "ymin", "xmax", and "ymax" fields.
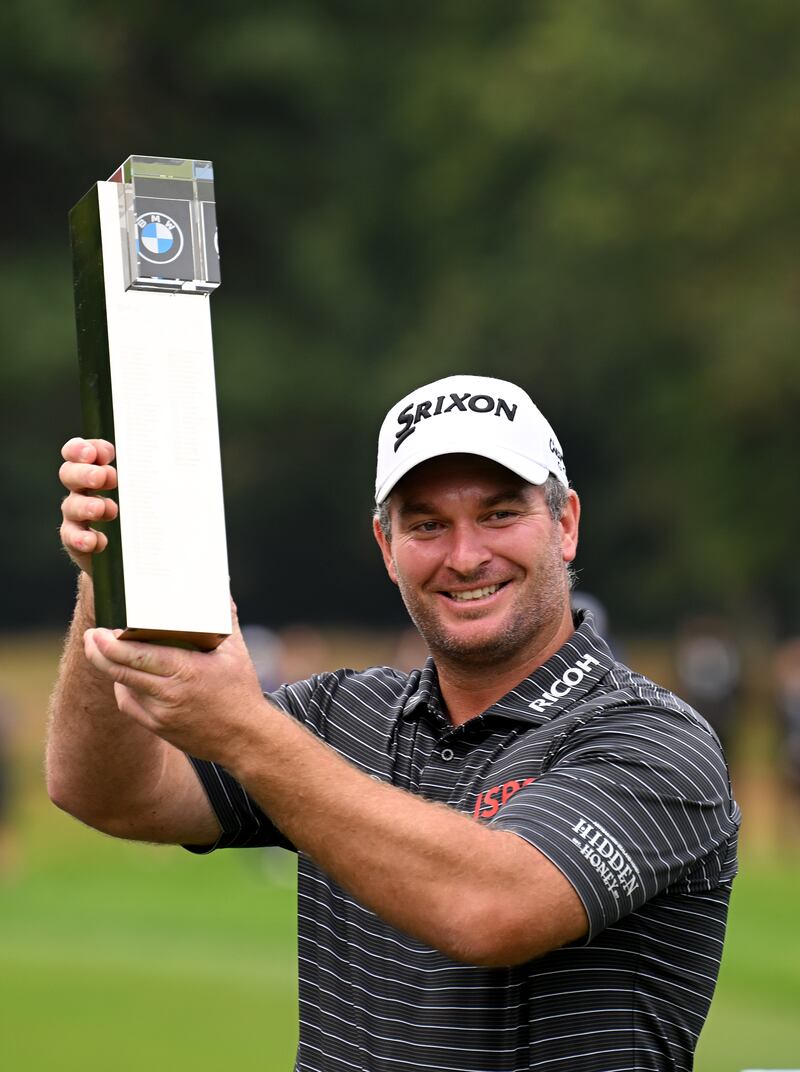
[{"xmin": 1, "ymin": 635, "xmax": 799, "ymax": 1070}]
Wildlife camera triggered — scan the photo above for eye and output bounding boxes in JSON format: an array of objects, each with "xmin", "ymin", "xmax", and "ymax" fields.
[
  {"xmin": 485, "ymin": 510, "xmax": 518, "ymax": 523},
  {"xmin": 410, "ymin": 520, "xmax": 443, "ymax": 535}
]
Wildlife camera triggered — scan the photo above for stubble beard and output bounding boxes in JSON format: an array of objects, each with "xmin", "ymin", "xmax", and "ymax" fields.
[{"xmin": 394, "ymin": 538, "xmax": 569, "ymax": 673}]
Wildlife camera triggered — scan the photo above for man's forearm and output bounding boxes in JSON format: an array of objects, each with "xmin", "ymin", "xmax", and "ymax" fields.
[
  {"xmin": 46, "ymin": 575, "xmax": 172, "ymax": 832},
  {"xmin": 227, "ymin": 702, "xmax": 586, "ymax": 966}
]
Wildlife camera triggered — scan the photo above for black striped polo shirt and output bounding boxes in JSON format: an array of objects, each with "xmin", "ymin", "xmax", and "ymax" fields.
[{"xmin": 188, "ymin": 615, "xmax": 740, "ymax": 1071}]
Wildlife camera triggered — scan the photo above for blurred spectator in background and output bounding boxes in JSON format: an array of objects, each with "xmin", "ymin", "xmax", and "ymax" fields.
[
  {"xmin": 570, "ymin": 590, "xmax": 622, "ymax": 659},
  {"xmin": 241, "ymin": 625, "xmax": 285, "ymax": 693},
  {"xmin": 773, "ymin": 637, "xmax": 800, "ymax": 802},
  {"xmin": 392, "ymin": 626, "xmax": 429, "ymax": 674},
  {"xmin": 241, "ymin": 625, "xmax": 295, "ymax": 884},
  {"xmin": 674, "ymin": 616, "xmax": 742, "ymax": 754},
  {"xmin": 0, "ymin": 688, "xmax": 18, "ymax": 879},
  {"xmin": 278, "ymin": 625, "xmax": 330, "ymax": 683}
]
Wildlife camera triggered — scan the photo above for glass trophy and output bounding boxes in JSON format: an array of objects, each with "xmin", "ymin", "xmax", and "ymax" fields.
[
  {"xmin": 69, "ymin": 156, "xmax": 231, "ymax": 650},
  {"xmin": 108, "ymin": 155, "xmax": 221, "ymax": 294}
]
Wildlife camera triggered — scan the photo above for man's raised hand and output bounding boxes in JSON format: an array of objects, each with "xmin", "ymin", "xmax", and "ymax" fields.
[
  {"xmin": 59, "ymin": 438, "xmax": 119, "ymax": 573},
  {"xmin": 82, "ymin": 609, "xmax": 267, "ymax": 769}
]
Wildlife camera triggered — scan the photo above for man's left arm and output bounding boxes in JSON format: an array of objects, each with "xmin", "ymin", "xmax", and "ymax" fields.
[{"xmin": 83, "ymin": 624, "xmax": 587, "ymax": 967}]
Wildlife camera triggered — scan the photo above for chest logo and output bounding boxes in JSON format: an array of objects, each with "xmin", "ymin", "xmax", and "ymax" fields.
[
  {"xmin": 473, "ymin": 777, "xmax": 535, "ymax": 820},
  {"xmin": 529, "ymin": 653, "xmax": 600, "ymax": 712}
]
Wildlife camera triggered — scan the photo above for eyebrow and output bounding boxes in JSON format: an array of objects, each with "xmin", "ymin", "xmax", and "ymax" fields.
[{"xmin": 397, "ymin": 488, "xmax": 531, "ymax": 519}]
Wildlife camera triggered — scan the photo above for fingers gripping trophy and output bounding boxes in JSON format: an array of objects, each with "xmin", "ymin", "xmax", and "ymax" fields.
[{"xmin": 68, "ymin": 156, "xmax": 230, "ymax": 650}]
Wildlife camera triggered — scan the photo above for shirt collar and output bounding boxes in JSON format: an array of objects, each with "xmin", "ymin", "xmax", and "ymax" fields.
[
  {"xmin": 400, "ymin": 659, "xmax": 445, "ymax": 721},
  {"xmin": 399, "ymin": 612, "xmax": 615, "ymax": 725}
]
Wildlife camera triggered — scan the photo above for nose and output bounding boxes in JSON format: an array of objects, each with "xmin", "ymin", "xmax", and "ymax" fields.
[{"xmin": 444, "ymin": 521, "xmax": 493, "ymax": 577}]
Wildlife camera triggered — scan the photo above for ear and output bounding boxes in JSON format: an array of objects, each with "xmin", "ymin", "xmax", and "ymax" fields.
[
  {"xmin": 373, "ymin": 513, "xmax": 399, "ymax": 585},
  {"xmin": 559, "ymin": 490, "xmax": 581, "ymax": 564}
]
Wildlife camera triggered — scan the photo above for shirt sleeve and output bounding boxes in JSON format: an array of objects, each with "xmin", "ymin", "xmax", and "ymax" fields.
[
  {"xmin": 488, "ymin": 705, "xmax": 740, "ymax": 940},
  {"xmin": 184, "ymin": 674, "xmax": 329, "ymax": 854}
]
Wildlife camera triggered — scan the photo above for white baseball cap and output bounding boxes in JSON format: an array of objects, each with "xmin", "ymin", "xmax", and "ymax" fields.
[{"xmin": 375, "ymin": 374, "xmax": 568, "ymax": 504}]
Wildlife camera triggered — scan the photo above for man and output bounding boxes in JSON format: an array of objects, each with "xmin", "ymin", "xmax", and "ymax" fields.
[{"xmin": 48, "ymin": 374, "xmax": 740, "ymax": 1071}]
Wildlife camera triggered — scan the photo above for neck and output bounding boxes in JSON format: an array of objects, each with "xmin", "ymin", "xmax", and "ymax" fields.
[{"xmin": 435, "ymin": 610, "xmax": 576, "ymax": 726}]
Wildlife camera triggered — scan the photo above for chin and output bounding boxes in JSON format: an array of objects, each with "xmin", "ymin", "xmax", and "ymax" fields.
[{"xmin": 427, "ymin": 623, "xmax": 532, "ymax": 665}]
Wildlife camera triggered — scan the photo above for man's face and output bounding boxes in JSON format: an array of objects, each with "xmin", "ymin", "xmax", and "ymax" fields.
[{"xmin": 373, "ymin": 454, "xmax": 580, "ymax": 670}]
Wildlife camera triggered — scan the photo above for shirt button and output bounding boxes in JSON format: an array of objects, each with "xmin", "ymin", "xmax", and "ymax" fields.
[{"xmin": 441, "ymin": 747, "xmax": 454, "ymax": 762}]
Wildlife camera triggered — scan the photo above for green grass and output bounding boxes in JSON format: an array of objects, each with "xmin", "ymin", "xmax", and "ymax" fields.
[
  {"xmin": 695, "ymin": 853, "xmax": 800, "ymax": 1071},
  {"xmin": 0, "ymin": 806, "xmax": 299, "ymax": 1070}
]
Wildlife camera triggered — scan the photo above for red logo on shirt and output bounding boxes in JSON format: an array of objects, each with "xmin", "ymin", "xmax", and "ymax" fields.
[{"xmin": 473, "ymin": 778, "xmax": 535, "ymax": 820}]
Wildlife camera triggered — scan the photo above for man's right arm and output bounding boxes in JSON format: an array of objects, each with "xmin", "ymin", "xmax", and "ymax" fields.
[{"xmin": 46, "ymin": 437, "xmax": 220, "ymax": 847}]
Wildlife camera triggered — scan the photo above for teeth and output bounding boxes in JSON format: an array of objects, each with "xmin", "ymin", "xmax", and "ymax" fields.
[{"xmin": 449, "ymin": 584, "xmax": 501, "ymax": 602}]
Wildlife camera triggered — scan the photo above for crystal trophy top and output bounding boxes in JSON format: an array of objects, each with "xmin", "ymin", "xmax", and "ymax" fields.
[{"xmin": 108, "ymin": 155, "xmax": 220, "ymax": 294}]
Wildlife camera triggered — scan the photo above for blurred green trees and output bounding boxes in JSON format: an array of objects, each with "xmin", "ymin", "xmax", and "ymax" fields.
[{"xmin": 2, "ymin": 1, "xmax": 798, "ymax": 631}]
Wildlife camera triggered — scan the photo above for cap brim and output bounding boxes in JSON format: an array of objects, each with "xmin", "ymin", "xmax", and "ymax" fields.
[{"xmin": 375, "ymin": 440, "xmax": 553, "ymax": 504}]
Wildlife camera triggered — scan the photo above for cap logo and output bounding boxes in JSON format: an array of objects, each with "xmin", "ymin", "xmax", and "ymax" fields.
[
  {"xmin": 549, "ymin": 437, "xmax": 566, "ymax": 474},
  {"xmin": 394, "ymin": 392, "xmax": 518, "ymax": 452}
]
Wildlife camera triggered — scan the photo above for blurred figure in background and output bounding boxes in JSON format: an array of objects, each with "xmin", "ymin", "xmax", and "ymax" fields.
[
  {"xmin": 570, "ymin": 590, "xmax": 622, "ymax": 659},
  {"xmin": 278, "ymin": 625, "xmax": 330, "ymax": 683},
  {"xmin": 240, "ymin": 625, "xmax": 295, "ymax": 885},
  {"xmin": 241, "ymin": 624, "xmax": 285, "ymax": 693},
  {"xmin": 774, "ymin": 637, "xmax": 800, "ymax": 805},
  {"xmin": 674, "ymin": 616, "xmax": 742, "ymax": 755},
  {"xmin": 0, "ymin": 687, "xmax": 18, "ymax": 879},
  {"xmin": 392, "ymin": 626, "xmax": 429, "ymax": 674}
]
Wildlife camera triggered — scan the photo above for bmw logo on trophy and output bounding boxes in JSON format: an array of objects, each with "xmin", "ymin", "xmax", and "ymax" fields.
[{"xmin": 69, "ymin": 156, "xmax": 230, "ymax": 649}]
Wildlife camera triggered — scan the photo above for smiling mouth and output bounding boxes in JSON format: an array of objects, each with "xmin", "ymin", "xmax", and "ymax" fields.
[{"xmin": 444, "ymin": 582, "xmax": 509, "ymax": 602}]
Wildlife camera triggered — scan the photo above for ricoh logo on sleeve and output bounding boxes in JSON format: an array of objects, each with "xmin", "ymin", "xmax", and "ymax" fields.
[
  {"xmin": 529, "ymin": 653, "xmax": 600, "ymax": 712},
  {"xmin": 571, "ymin": 817, "xmax": 641, "ymax": 900}
]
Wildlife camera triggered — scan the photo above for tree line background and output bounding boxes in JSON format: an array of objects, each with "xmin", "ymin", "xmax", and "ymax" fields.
[{"xmin": 2, "ymin": 0, "xmax": 799, "ymax": 638}]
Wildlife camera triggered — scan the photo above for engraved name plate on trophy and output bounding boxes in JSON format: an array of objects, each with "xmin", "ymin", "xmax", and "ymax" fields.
[{"xmin": 69, "ymin": 156, "xmax": 231, "ymax": 650}]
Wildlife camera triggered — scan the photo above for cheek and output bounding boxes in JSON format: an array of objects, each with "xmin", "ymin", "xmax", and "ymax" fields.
[
  {"xmin": 392, "ymin": 543, "xmax": 440, "ymax": 587},
  {"xmin": 495, "ymin": 527, "xmax": 561, "ymax": 573}
]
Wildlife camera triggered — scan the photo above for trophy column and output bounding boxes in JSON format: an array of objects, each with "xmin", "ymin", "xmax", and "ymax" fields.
[{"xmin": 70, "ymin": 156, "xmax": 231, "ymax": 650}]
